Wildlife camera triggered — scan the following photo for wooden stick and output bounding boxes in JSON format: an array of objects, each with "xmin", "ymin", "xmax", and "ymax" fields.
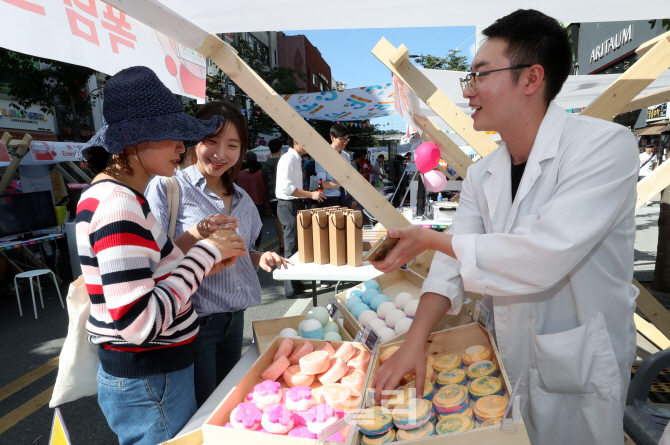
[
  {"xmin": 633, "ymin": 279, "xmax": 670, "ymax": 347},
  {"xmin": 371, "ymin": 37, "xmax": 498, "ymax": 157},
  {"xmin": 197, "ymin": 35, "xmax": 410, "ymax": 230},
  {"xmin": 635, "ymin": 313, "xmax": 670, "ymax": 350},
  {"xmin": 412, "ymin": 115, "xmax": 473, "ymax": 178},
  {"xmin": 636, "ymin": 158, "xmax": 670, "ymax": 209},
  {"xmin": 620, "ymin": 85, "xmax": 670, "ymax": 114},
  {"xmin": 635, "ymin": 30, "xmax": 670, "ymax": 58}
]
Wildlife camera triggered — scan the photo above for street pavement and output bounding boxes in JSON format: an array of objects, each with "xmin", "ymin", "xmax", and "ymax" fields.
[{"xmin": 0, "ymin": 201, "xmax": 666, "ymax": 444}]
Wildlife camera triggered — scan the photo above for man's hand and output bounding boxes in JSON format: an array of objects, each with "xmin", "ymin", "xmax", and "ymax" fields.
[
  {"xmin": 310, "ymin": 190, "xmax": 325, "ymax": 202},
  {"xmin": 258, "ymin": 251, "xmax": 294, "ymax": 272},
  {"xmin": 196, "ymin": 214, "xmax": 238, "ymax": 239},
  {"xmin": 370, "ymin": 226, "xmax": 432, "ymax": 273},
  {"xmin": 372, "ymin": 342, "xmax": 427, "ymax": 405}
]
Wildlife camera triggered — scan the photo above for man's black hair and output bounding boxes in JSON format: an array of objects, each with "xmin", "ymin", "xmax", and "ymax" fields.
[
  {"xmin": 330, "ymin": 123, "xmax": 349, "ymax": 139},
  {"xmin": 352, "ymin": 151, "xmax": 362, "ymax": 160},
  {"xmin": 482, "ymin": 9, "xmax": 571, "ymax": 104},
  {"xmin": 268, "ymin": 138, "xmax": 282, "ymax": 154}
]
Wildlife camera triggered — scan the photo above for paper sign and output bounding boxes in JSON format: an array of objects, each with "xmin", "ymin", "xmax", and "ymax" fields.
[
  {"xmin": 501, "ymin": 372, "xmax": 527, "ymax": 433},
  {"xmin": 360, "ymin": 325, "xmax": 381, "ymax": 353},
  {"xmin": 474, "ymin": 300, "xmax": 492, "ymax": 332},
  {"xmin": 327, "ymin": 299, "xmax": 340, "ymax": 319}
]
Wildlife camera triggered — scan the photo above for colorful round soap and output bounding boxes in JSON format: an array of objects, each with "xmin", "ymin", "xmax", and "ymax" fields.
[
  {"xmin": 438, "ymin": 405, "xmax": 473, "ymax": 421},
  {"xmin": 473, "ymin": 395, "xmax": 508, "ymax": 423},
  {"xmin": 435, "ymin": 413, "xmax": 475, "ymax": 435},
  {"xmin": 432, "ymin": 384, "xmax": 470, "ymax": 416},
  {"xmin": 404, "ymin": 378, "xmax": 436, "ymax": 401},
  {"xmin": 404, "ymin": 363, "xmax": 436, "ymax": 385},
  {"xmin": 481, "ymin": 417, "xmax": 503, "ymax": 427},
  {"xmin": 469, "ymin": 376, "xmax": 504, "ymax": 401},
  {"xmin": 357, "ymin": 406, "xmax": 394, "ymax": 436},
  {"xmin": 466, "ymin": 360, "xmax": 499, "ymax": 380},
  {"xmin": 396, "ymin": 421, "xmax": 435, "ymax": 440},
  {"xmin": 437, "ymin": 368, "xmax": 467, "ymax": 388},
  {"xmin": 392, "ymin": 398, "xmax": 433, "ymax": 430},
  {"xmin": 433, "ymin": 353, "xmax": 462, "ymax": 373},
  {"xmin": 462, "ymin": 345, "xmax": 492, "ymax": 367},
  {"xmin": 361, "ymin": 428, "xmax": 395, "ymax": 444},
  {"xmin": 380, "ymin": 346, "xmax": 399, "ymax": 363}
]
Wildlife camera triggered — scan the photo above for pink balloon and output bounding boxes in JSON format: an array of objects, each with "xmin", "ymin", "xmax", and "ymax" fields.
[
  {"xmin": 422, "ymin": 170, "xmax": 447, "ymax": 192},
  {"xmin": 414, "ymin": 142, "xmax": 441, "ymax": 174}
]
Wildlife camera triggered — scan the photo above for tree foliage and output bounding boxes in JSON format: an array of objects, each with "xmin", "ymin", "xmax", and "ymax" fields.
[
  {"xmin": 413, "ymin": 49, "xmax": 469, "ymax": 71},
  {"xmin": 0, "ymin": 48, "xmax": 102, "ymax": 142}
]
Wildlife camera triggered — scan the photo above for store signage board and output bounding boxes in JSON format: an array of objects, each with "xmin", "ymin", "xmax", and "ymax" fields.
[{"xmin": 0, "ymin": 99, "xmax": 56, "ymax": 133}]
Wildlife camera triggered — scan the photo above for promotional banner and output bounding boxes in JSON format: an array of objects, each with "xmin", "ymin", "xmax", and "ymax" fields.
[
  {"xmin": 0, "ymin": 0, "xmax": 206, "ymax": 100},
  {"xmin": 283, "ymin": 83, "xmax": 396, "ymax": 121}
]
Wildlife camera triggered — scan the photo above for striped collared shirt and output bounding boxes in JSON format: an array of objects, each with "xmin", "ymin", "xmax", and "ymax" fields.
[{"xmin": 145, "ymin": 165, "xmax": 262, "ymax": 315}]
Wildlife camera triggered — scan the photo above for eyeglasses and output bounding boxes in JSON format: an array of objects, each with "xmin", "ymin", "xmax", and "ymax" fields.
[
  {"xmin": 459, "ymin": 65, "xmax": 532, "ymax": 93},
  {"xmin": 338, "ymin": 137, "xmax": 350, "ymax": 143}
]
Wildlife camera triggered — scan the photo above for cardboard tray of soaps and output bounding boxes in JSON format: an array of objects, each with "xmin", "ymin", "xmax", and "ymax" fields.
[
  {"xmin": 200, "ymin": 337, "xmax": 373, "ymax": 445},
  {"xmin": 252, "ymin": 315, "xmax": 354, "ymax": 355},
  {"xmin": 356, "ymin": 322, "xmax": 531, "ymax": 445}
]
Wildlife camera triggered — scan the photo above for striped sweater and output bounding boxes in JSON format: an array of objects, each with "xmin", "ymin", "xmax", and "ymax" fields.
[{"xmin": 76, "ymin": 180, "xmax": 222, "ymax": 378}]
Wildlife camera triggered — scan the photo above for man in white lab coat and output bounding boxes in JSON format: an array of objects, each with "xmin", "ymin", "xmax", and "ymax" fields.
[{"xmin": 371, "ymin": 9, "xmax": 639, "ymax": 445}]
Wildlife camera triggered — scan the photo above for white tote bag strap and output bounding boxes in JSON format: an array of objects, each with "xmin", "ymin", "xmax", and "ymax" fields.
[{"xmin": 164, "ymin": 176, "xmax": 180, "ymax": 239}]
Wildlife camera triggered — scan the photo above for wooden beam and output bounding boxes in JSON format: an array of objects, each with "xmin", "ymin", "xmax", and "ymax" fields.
[
  {"xmin": 66, "ymin": 161, "xmax": 92, "ymax": 183},
  {"xmin": 633, "ymin": 279, "xmax": 670, "ymax": 345},
  {"xmin": 635, "ymin": 31, "xmax": 670, "ymax": 58},
  {"xmin": 581, "ymin": 37, "xmax": 670, "ymax": 120},
  {"xmin": 389, "ymin": 44, "xmax": 410, "ymax": 68},
  {"xmin": 197, "ymin": 35, "xmax": 410, "ymax": 230},
  {"xmin": 635, "ymin": 313, "xmax": 670, "ymax": 350},
  {"xmin": 619, "ymin": 85, "xmax": 670, "ymax": 114},
  {"xmin": 636, "ymin": 159, "xmax": 670, "ymax": 209},
  {"xmin": 372, "ymin": 37, "xmax": 498, "ymax": 157},
  {"xmin": 0, "ymin": 133, "xmax": 32, "ymax": 193},
  {"xmin": 412, "ymin": 115, "xmax": 473, "ymax": 178}
]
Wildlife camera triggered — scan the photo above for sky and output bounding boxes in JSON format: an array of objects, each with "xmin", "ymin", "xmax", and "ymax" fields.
[{"xmin": 283, "ymin": 27, "xmax": 476, "ymax": 131}]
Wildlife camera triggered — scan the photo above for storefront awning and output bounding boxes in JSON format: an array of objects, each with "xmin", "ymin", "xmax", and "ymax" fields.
[
  {"xmin": 634, "ymin": 126, "xmax": 668, "ymax": 136},
  {"xmin": 0, "ymin": 128, "xmax": 59, "ymax": 142}
]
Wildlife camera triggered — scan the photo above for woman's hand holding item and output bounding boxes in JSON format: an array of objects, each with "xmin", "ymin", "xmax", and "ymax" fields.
[
  {"xmin": 203, "ymin": 229, "xmax": 247, "ymax": 276},
  {"xmin": 197, "ymin": 214, "xmax": 238, "ymax": 239},
  {"xmin": 258, "ymin": 252, "xmax": 294, "ymax": 272},
  {"xmin": 372, "ymin": 341, "xmax": 427, "ymax": 405}
]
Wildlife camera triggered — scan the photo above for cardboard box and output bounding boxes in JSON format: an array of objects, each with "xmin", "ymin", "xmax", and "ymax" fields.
[
  {"xmin": 297, "ymin": 210, "xmax": 314, "ymax": 264},
  {"xmin": 357, "ymin": 323, "xmax": 531, "ymax": 445},
  {"xmin": 312, "ymin": 210, "xmax": 330, "ymax": 265},
  {"xmin": 329, "ymin": 210, "xmax": 347, "ymax": 266},
  {"xmin": 346, "ymin": 211, "xmax": 363, "ymax": 267},
  {"xmin": 201, "ymin": 337, "xmax": 372, "ymax": 445},
  {"xmin": 252, "ymin": 315, "xmax": 354, "ymax": 355}
]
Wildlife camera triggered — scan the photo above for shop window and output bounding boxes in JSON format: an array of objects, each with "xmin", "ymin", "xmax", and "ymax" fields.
[{"xmin": 313, "ymin": 74, "xmax": 318, "ymax": 86}]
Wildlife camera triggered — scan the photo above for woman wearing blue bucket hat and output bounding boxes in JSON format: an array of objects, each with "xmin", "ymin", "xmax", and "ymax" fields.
[{"xmin": 75, "ymin": 66, "xmax": 247, "ymax": 445}]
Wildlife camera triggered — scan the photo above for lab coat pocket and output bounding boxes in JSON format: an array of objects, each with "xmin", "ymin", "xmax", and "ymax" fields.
[
  {"xmin": 513, "ymin": 214, "xmax": 538, "ymax": 235},
  {"xmin": 530, "ymin": 313, "xmax": 620, "ymax": 400}
]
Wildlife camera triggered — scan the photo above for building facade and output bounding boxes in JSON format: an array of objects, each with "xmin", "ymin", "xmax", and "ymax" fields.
[{"xmin": 276, "ymin": 32, "xmax": 332, "ymax": 93}]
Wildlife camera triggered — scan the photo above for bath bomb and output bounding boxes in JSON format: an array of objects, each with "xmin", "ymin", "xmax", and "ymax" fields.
[
  {"xmin": 385, "ymin": 309, "xmax": 407, "ymax": 328},
  {"xmin": 298, "ymin": 320, "xmax": 307, "ymax": 336},
  {"xmin": 307, "ymin": 306, "xmax": 330, "ymax": 327},
  {"xmin": 376, "ymin": 301, "xmax": 397, "ymax": 320},
  {"xmin": 347, "ymin": 288, "xmax": 363, "ymax": 298},
  {"xmin": 394, "ymin": 292, "xmax": 414, "ymax": 311},
  {"xmin": 358, "ymin": 310, "xmax": 379, "ymax": 327},
  {"xmin": 362, "ymin": 280, "xmax": 381, "ymax": 292},
  {"xmin": 377, "ymin": 327, "xmax": 397, "ymax": 344},
  {"xmin": 302, "ymin": 319, "xmax": 324, "ymax": 340},
  {"xmin": 351, "ymin": 303, "xmax": 371, "ymax": 319},
  {"xmin": 370, "ymin": 294, "xmax": 390, "ymax": 311},
  {"xmin": 279, "ymin": 328, "xmax": 299, "ymax": 338},
  {"xmin": 361, "ymin": 289, "xmax": 379, "ymax": 305},
  {"xmin": 367, "ymin": 318, "xmax": 388, "ymax": 333},
  {"xmin": 323, "ymin": 331, "xmax": 343, "ymax": 342},
  {"xmin": 404, "ymin": 300, "xmax": 420, "ymax": 318},
  {"xmin": 345, "ymin": 296, "xmax": 363, "ymax": 310},
  {"xmin": 394, "ymin": 318, "xmax": 413, "ymax": 336},
  {"xmin": 323, "ymin": 320, "xmax": 340, "ymax": 334}
]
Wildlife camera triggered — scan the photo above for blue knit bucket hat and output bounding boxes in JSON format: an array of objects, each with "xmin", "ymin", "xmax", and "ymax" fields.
[{"xmin": 79, "ymin": 66, "xmax": 224, "ymax": 160}]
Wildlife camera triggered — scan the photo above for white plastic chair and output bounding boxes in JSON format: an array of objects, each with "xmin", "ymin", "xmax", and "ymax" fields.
[{"xmin": 14, "ymin": 269, "xmax": 64, "ymax": 319}]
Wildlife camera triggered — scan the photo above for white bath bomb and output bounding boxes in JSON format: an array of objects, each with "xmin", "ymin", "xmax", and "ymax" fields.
[
  {"xmin": 302, "ymin": 319, "xmax": 324, "ymax": 339},
  {"xmin": 377, "ymin": 327, "xmax": 397, "ymax": 344},
  {"xmin": 376, "ymin": 301, "xmax": 397, "ymax": 320},
  {"xmin": 307, "ymin": 306, "xmax": 330, "ymax": 327},
  {"xmin": 404, "ymin": 300, "xmax": 420, "ymax": 318},
  {"xmin": 394, "ymin": 292, "xmax": 414, "ymax": 311},
  {"xmin": 394, "ymin": 318, "xmax": 413, "ymax": 336},
  {"xmin": 358, "ymin": 310, "xmax": 379, "ymax": 327},
  {"xmin": 279, "ymin": 328, "xmax": 299, "ymax": 338},
  {"xmin": 323, "ymin": 331, "xmax": 342, "ymax": 342},
  {"xmin": 367, "ymin": 318, "xmax": 388, "ymax": 333},
  {"xmin": 323, "ymin": 320, "xmax": 340, "ymax": 334},
  {"xmin": 385, "ymin": 309, "xmax": 407, "ymax": 328}
]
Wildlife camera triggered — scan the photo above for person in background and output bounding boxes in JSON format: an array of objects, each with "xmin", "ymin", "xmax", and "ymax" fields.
[
  {"xmin": 302, "ymin": 152, "xmax": 316, "ymax": 191},
  {"xmin": 145, "ymin": 101, "xmax": 290, "ymax": 408},
  {"xmin": 371, "ymin": 153, "xmax": 387, "ymax": 187},
  {"xmin": 262, "ymin": 138, "xmax": 284, "ymax": 255},
  {"xmin": 351, "ymin": 151, "xmax": 362, "ymax": 172},
  {"xmin": 276, "ymin": 135, "xmax": 325, "ymax": 297},
  {"xmin": 75, "ymin": 66, "xmax": 246, "ymax": 445},
  {"xmin": 315, "ymin": 123, "xmax": 349, "ymax": 207},
  {"xmin": 359, "ymin": 151, "xmax": 372, "ymax": 183},
  {"xmin": 639, "ymin": 144, "xmax": 658, "ymax": 206},
  {"xmin": 237, "ymin": 151, "xmax": 269, "ymax": 249}
]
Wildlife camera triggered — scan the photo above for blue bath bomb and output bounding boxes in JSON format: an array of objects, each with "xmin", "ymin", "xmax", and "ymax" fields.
[
  {"xmin": 301, "ymin": 319, "xmax": 324, "ymax": 340},
  {"xmin": 362, "ymin": 289, "xmax": 379, "ymax": 305},
  {"xmin": 345, "ymin": 296, "xmax": 363, "ymax": 310},
  {"xmin": 362, "ymin": 280, "xmax": 381, "ymax": 292},
  {"xmin": 351, "ymin": 302, "xmax": 371, "ymax": 319},
  {"xmin": 370, "ymin": 294, "xmax": 390, "ymax": 311},
  {"xmin": 347, "ymin": 288, "xmax": 363, "ymax": 298}
]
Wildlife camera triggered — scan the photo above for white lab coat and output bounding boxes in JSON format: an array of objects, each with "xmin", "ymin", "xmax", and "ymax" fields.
[{"xmin": 422, "ymin": 102, "xmax": 639, "ymax": 445}]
